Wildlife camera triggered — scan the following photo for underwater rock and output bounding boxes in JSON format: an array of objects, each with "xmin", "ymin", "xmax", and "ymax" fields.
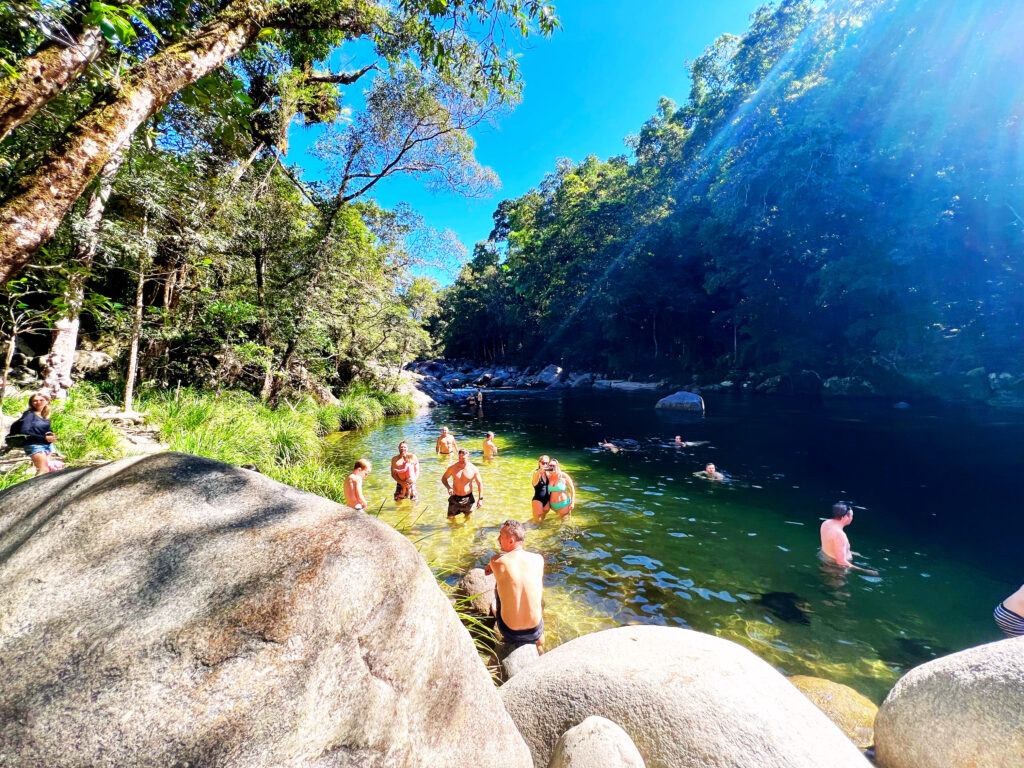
[
  {"xmin": 755, "ymin": 591, "xmax": 813, "ymax": 625},
  {"xmin": 789, "ymin": 675, "xmax": 878, "ymax": 749}
]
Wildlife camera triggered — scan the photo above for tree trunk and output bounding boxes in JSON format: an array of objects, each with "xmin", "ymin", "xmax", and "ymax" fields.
[
  {"xmin": 0, "ymin": 0, "xmax": 269, "ymax": 283},
  {"xmin": 123, "ymin": 218, "xmax": 148, "ymax": 412},
  {"xmin": 0, "ymin": 332, "xmax": 16, "ymax": 413},
  {"xmin": 0, "ymin": 26, "xmax": 106, "ymax": 143},
  {"xmin": 41, "ymin": 147, "xmax": 126, "ymax": 400}
]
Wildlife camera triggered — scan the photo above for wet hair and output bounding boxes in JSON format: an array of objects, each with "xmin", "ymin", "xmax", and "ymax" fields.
[
  {"xmin": 29, "ymin": 392, "xmax": 51, "ymax": 419},
  {"xmin": 832, "ymin": 501, "xmax": 853, "ymax": 519},
  {"xmin": 354, "ymin": 458, "xmax": 372, "ymax": 471},
  {"xmin": 486, "ymin": 431, "xmax": 494, "ymax": 438},
  {"xmin": 705, "ymin": 463, "xmax": 716, "ymax": 472},
  {"xmin": 501, "ymin": 519, "xmax": 526, "ymax": 542},
  {"xmin": 458, "ymin": 448, "xmax": 468, "ymax": 456}
]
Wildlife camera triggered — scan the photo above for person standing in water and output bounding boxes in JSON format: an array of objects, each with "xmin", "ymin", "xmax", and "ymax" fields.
[
  {"xmin": 344, "ymin": 458, "xmax": 372, "ymax": 511},
  {"xmin": 819, "ymin": 501, "xmax": 878, "ymax": 575},
  {"xmin": 994, "ymin": 584, "xmax": 1024, "ymax": 637},
  {"xmin": 441, "ymin": 448, "xmax": 484, "ymax": 518},
  {"xmin": 483, "ymin": 431, "xmax": 498, "ymax": 459},
  {"xmin": 531, "ymin": 455, "xmax": 552, "ymax": 520},
  {"xmin": 435, "ymin": 426, "xmax": 457, "ymax": 456},
  {"xmin": 390, "ymin": 441, "xmax": 419, "ymax": 501},
  {"xmin": 546, "ymin": 459, "xmax": 576, "ymax": 517},
  {"xmin": 486, "ymin": 519, "xmax": 545, "ymax": 648}
]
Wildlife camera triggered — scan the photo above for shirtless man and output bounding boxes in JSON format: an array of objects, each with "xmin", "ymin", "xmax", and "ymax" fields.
[
  {"xmin": 441, "ymin": 449, "xmax": 483, "ymax": 518},
  {"xmin": 483, "ymin": 431, "xmax": 498, "ymax": 459},
  {"xmin": 390, "ymin": 441, "xmax": 420, "ymax": 501},
  {"xmin": 485, "ymin": 519, "xmax": 545, "ymax": 648},
  {"xmin": 819, "ymin": 501, "xmax": 878, "ymax": 575},
  {"xmin": 994, "ymin": 584, "xmax": 1024, "ymax": 637},
  {"xmin": 435, "ymin": 426, "xmax": 457, "ymax": 456},
  {"xmin": 344, "ymin": 458, "xmax": 372, "ymax": 510},
  {"xmin": 703, "ymin": 463, "xmax": 724, "ymax": 481}
]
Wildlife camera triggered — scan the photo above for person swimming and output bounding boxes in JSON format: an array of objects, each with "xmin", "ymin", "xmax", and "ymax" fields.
[
  {"xmin": 483, "ymin": 431, "xmax": 498, "ymax": 459},
  {"xmin": 702, "ymin": 463, "xmax": 724, "ymax": 481},
  {"xmin": 546, "ymin": 459, "xmax": 576, "ymax": 517}
]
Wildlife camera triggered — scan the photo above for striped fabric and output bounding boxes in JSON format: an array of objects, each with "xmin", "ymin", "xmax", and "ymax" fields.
[{"xmin": 993, "ymin": 602, "xmax": 1024, "ymax": 638}]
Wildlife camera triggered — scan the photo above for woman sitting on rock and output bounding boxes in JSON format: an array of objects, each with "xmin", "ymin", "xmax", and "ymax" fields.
[{"xmin": 12, "ymin": 392, "xmax": 57, "ymax": 475}]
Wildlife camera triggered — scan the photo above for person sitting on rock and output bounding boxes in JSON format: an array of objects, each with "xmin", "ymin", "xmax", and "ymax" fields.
[
  {"xmin": 486, "ymin": 519, "xmax": 545, "ymax": 648},
  {"xmin": 994, "ymin": 583, "xmax": 1024, "ymax": 637},
  {"xmin": 483, "ymin": 431, "xmax": 498, "ymax": 459},
  {"xmin": 435, "ymin": 426, "xmax": 457, "ymax": 455},
  {"xmin": 344, "ymin": 458, "xmax": 372, "ymax": 511}
]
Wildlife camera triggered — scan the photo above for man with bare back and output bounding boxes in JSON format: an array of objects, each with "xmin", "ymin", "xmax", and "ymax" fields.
[
  {"xmin": 486, "ymin": 519, "xmax": 545, "ymax": 647},
  {"xmin": 820, "ymin": 501, "xmax": 878, "ymax": 575},
  {"xmin": 344, "ymin": 458, "xmax": 372, "ymax": 511},
  {"xmin": 441, "ymin": 448, "xmax": 483, "ymax": 518}
]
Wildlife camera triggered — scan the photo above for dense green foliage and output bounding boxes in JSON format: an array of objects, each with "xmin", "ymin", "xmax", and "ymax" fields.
[{"xmin": 439, "ymin": 0, "xmax": 1024, "ymax": 395}]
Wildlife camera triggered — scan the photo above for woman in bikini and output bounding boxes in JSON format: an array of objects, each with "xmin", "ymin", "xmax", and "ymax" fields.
[
  {"xmin": 531, "ymin": 455, "xmax": 551, "ymax": 520},
  {"xmin": 546, "ymin": 459, "xmax": 576, "ymax": 517}
]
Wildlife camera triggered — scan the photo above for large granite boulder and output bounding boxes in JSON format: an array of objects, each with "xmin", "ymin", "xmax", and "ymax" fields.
[
  {"xmin": 72, "ymin": 349, "xmax": 115, "ymax": 374},
  {"xmin": 536, "ymin": 365, "xmax": 564, "ymax": 387},
  {"xmin": 874, "ymin": 636, "xmax": 1024, "ymax": 768},
  {"xmin": 500, "ymin": 625, "xmax": 870, "ymax": 768},
  {"xmin": 548, "ymin": 716, "xmax": 646, "ymax": 768},
  {"xmin": 654, "ymin": 390, "xmax": 705, "ymax": 414},
  {"xmin": 788, "ymin": 675, "xmax": 877, "ymax": 748},
  {"xmin": 0, "ymin": 453, "xmax": 532, "ymax": 768}
]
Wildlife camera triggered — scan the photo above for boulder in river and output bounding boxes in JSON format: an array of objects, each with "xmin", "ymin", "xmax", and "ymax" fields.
[
  {"xmin": 500, "ymin": 625, "xmax": 871, "ymax": 768},
  {"xmin": 873, "ymin": 636, "xmax": 1024, "ymax": 768},
  {"xmin": 460, "ymin": 566, "xmax": 496, "ymax": 616},
  {"xmin": 654, "ymin": 390, "xmax": 705, "ymax": 413},
  {"xmin": 548, "ymin": 716, "xmax": 646, "ymax": 768},
  {"xmin": 0, "ymin": 453, "xmax": 532, "ymax": 768},
  {"xmin": 788, "ymin": 675, "xmax": 877, "ymax": 749},
  {"xmin": 536, "ymin": 364, "xmax": 564, "ymax": 387}
]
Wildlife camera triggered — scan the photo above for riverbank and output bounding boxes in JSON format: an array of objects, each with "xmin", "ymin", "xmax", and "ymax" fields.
[{"xmin": 409, "ymin": 358, "xmax": 1024, "ymax": 407}]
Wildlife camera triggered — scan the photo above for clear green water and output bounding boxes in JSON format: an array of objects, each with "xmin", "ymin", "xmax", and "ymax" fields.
[{"xmin": 325, "ymin": 389, "xmax": 1019, "ymax": 702}]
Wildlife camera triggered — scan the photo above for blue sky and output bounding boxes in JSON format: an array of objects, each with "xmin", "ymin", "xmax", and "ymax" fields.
[{"xmin": 286, "ymin": 0, "xmax": 767, "ymax": 278}]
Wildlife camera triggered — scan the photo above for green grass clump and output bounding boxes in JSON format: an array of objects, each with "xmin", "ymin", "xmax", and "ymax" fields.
[
  {"xmin": 335, "ymin": 392, "xmax": 385, "ymax": 430},
  {"xmin": 373, "ymin": 390, "xmax": 417, "ymax": 416}
]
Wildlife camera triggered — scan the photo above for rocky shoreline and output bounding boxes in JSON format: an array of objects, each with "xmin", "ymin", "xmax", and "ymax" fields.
[{"xmin": 404, "ymin": 358, "xmax": 1024, "ymax": 409}]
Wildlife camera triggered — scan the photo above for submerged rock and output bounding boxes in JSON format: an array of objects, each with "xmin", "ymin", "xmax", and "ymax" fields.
[
  {"xmin": 788, "ymin": 675, "xmax": 877, "ymax": 749},
  {"xmin": 874, "ymin": 636, "xmax": 1024, "ymax": 768},
  {"xmin": 500, "ymin": 625, "xmax": 870, "ymax": 768},
  {"xmin": 548, "ymin": 716, "xmax": 646, "ymax": 768},
  {"xmin": 0, "ymin": 453, "xmax": 532, "ymax": 768},
  {"xmin": 502, "ymin": 643, "xmax": 540, "ymax": 679},
  {"xmin": 654, "ymin": 390, "xmax": 705, "ymax": 413}
]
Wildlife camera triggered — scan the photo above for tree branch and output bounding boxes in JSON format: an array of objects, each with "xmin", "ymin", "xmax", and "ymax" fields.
[{"xmin": 307, "ymin": 62, "xmax": 378, "ymax": 85}]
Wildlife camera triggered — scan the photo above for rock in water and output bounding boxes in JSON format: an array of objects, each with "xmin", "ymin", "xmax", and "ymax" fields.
[
  {"xmin": 460, "ymin": 567, "xmax": 496, "ymax": 616},
  {"xmin": 0, "ymin": 453, "xmax": 532, "ymax": 768},
  {"xmin": 874, "ymin": 636, "xmax": 1024, "ymax": 768},
  {"xmin": 501, "ymin": 642, "xmax": 540, "ymax": 679},
  {"xmin": 654, "ymin": 391, "xmax": 705, "ymax": 413},
  {"xmin": 548, "ymin": 716, "xmax": 646, "ymax": 768},
  {"xmin": 500, "ymin": 625, "xmax": 870, "ymax": 768},
  {"xmin": 788, "ymin": 675, "xmax": 877, "ymax": 748}
]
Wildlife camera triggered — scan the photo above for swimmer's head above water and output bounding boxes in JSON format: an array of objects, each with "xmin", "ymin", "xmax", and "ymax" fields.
[{"xmin": 831, "ymin": 501, "xmax": 853, "ymax": 522}]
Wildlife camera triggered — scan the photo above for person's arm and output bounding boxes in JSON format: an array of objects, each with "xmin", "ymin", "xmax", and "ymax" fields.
[
  {"xmin": 409, "ymin": 457, "xmax": 420, "ymax": 482},
  {"xmin": 435, "ymin": 437, "xmax": 441, "ymax": 455},
  {"xmin": 390, "ymin": 459, "xmax": 401, "ymax": 484},
  {"xmin": 475, "ymin": 470, "xmax": 484, "ymax": 506},
  {"xmin": 565, "ymin": 472, "xmax": 576, "ymax": 509},
  {"xmin": 484, "ymin": 552, "xmax": 501, "ymax": 576},
  {"xmin": 441, "ymin": 466, "xmax": 453, "ymax": 494},
  {"xmin": 532, "ymin": 467, "xmax": 541, "ymax": 485}
]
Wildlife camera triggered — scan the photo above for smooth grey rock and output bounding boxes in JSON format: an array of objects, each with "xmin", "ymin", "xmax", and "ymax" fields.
[
  {"xmin": 461, "ymin": 567, "xmax": 496, "ymax": 616},
  {"xmin": 823, "ymin": 376, "xmax": 876, "ymax": 397},
  {"xmin": 502, "ymin": 642, "xmax": 541, "ymax": 679},
  {"xmin": 548, "ymin": 716, "xmax": 646, "ymax": 768},
  {"xmin": 0, "ymin": 453, "xmax": 532, "ymax": 768},
  {"xmin": 72, "ymin": 349, "xmax": 114, "ymax": 374},
  {"xmin": 594, "ymin": 379, "xmax": 664, "ymax": 391},
  {"xmin": 567, "ymin": 372, "xmax": 595, "ymax": 388},
  {"xmin": 654, "ymin": 390, "xmax": 705, "ymax": 413},
  {"xmin": 500, "ymin": 625, "xmax": 870, "ymax": 768},
  {"xmin": 874, "ymin": 636, "xmax": 1024, "ymax": 768},
  {"xmin": 536, "ymin": 365, "xmax": 564, "ymax": 386}
]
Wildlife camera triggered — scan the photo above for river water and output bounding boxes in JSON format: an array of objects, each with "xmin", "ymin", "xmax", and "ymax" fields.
[{"xmin": 325, "ymin": 389, "xmax": 1020, "ymax": 702}]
